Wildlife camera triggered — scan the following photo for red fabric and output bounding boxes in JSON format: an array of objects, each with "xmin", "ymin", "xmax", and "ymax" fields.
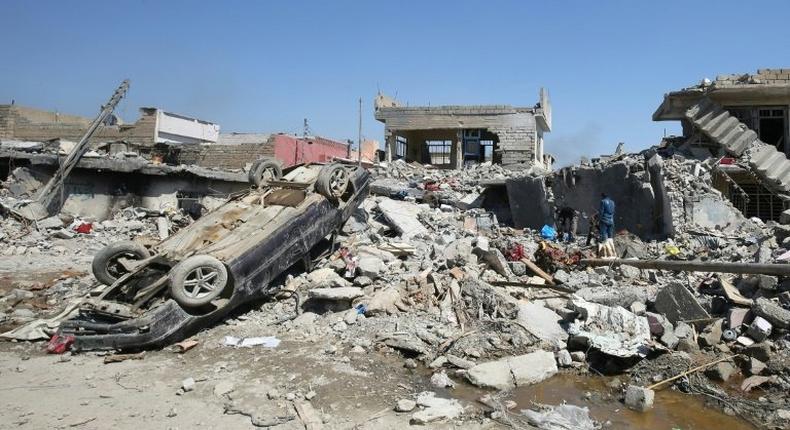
[
  {"xmin": 47, "ymin": 334, "xmax": 75, "ymax": 354},
  {"xmin": 74, "ymin": 223, "xmax": 92, "ymax": 234}
]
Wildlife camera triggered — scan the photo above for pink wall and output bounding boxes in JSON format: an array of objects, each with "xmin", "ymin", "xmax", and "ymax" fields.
[{"xmin": 272, "ymin": 135, "xmax": 351, "ymax": 167}]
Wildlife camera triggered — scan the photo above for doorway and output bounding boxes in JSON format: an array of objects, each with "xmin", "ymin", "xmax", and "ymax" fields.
[{"xmin": 758, "ymin": 108, "xmax": 786, "ymax": 153}]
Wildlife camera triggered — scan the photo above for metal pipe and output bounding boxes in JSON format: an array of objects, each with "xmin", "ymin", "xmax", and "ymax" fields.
[{"xmin": 581, "ymin": 258, "xmax": 790, "ymax": 276}]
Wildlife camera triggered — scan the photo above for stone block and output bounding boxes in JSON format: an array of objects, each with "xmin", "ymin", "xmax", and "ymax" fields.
[
  {"xmin": 727, "ymin": 308, "xmax": 752, "ymax": 329},
  {"xmin": 698, "ymin": 319, "xmax": 723, "ymax": 348},
  {"xmin": 706, "ymin": 361, "xmax": 737, "ymax": 382},
  {"xmin": 752, "ymin": 297, "xmax": 790, "ymax": 329},
  {"xmin": 654, "ymin": 282, "xmax": 710, "ymax": 324},
  {"xmin": 624, "ymin": 385, "xmax": 654, "ymax": 412},
  {"xmin": 746, "ymin": 316, "xmax": 772, "ymax": 342}
]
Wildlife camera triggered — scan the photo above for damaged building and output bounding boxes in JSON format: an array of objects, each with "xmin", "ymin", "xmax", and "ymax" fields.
[
  {"xmin": 0, "ymin": 102, "xmax": 360, "ymax": 221},
  {"xmin": 374, "ymin": 88, "xmax": 552, "ymax": 169},
  {"xmin": 654, "ymin": 68, "xmax": 790, "ymax": 221}
]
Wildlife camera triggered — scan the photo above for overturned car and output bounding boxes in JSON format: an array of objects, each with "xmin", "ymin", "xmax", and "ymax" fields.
[{"xmin": 58, "ymin": 161, "xmax": 370, "ymax": 351}]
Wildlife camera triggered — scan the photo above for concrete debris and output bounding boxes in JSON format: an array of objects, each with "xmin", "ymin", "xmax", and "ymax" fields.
[
  {"xmin": 752, "ymin": 297, "xmax": 790, "ymax": 329},
  {"xmin": 411, "ymin": 391, "xmax": 464, "ymax": 424},
  {"xmin": 307, "ymin": 287, "xmax": 363, "ymax": 301},
  {"xmin": 466, "ymin": 350, "xmax": 558, "ymax": 390},
  {"xmin": 568, "ymin": 299, "xmax": 651, "ymax": 358},
  {"xmin": 654, "ymin": 282, "xmax": 710, "ymax": 324},
  {"xmin": 624, "ymin": 385, "xmax": 655, "ymax": 411},
  {"xmin": 4, "ymin": 118, "xmax": 790, "ymax": 429},
  {"xmin": 516, "ymin": 302, "xmax": 568, "ymax": 349},
  {"xmin": 521, "ymin": 404, "xmax": 596, "ymax": 430},
  {"xmin": 395, "ymin": 399, "xmax": 416, "ymax": 412}
]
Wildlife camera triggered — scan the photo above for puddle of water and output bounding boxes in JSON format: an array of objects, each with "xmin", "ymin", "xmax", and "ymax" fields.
[{"xmin": 506, "ymin": 373, "xmax": 755, "ymax": 430}]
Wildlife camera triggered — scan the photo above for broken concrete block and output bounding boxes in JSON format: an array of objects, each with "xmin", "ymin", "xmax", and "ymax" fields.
[
  {"xmin": 182, "ymin": 377, "xmax": 195, "ymax": 392},
  {"xmin": 555, "ymin": 349, "xmax": 573, "ymax": 367},
  {"xmin": 509, "ymin": 350, "xmax": 558, "ymax": 387},
  {"xmin": 411, "ymin": 392, "xmax": 463, "ymax": 424},
  {"xmin": 306, "ymin": 268, "xmax": 350, "ymax": 288},
  {"xmin": 673, "ymin": 321, "xmax": 694, "ymax": 339},
  {"xmin": 757, "ymin": 275, "xmax": 778, "ymax": 291},
  {"xmin": 509, "ymin": 261, "xmax": 527, "ymax": 276},
  {"xmin": 516, "ymin": 302, "xmax": 568, "ymax": 348},
  {"xmin": 629, "ymin": 301, "xmax": 647, "ymax": 316},
  {"xmin": 377, "ymin": 198, "xmax": 429, "ymax": 238},
  {"xmin": 698, "ymin": 319, "xmax": 723, "ymax": 348},
  {"xmin": 357, "ymin": 255, "xmax": 386, "ymax": 279},
  {"xmin": 619, "ymin": 265, "xmax": 641, "ymax": 279},
  {"xmin": 443, "ymin": 239, "xmax": 476, "ymax": 267},
  {"xmin": 746, "ymin": 316, "xmax": 772, "ymax": 342},
  {"xmin": 645, "ymin": 312, "xmax": 666, "ymax": 336},
  {"xmin": 37, "ymin": 216, "xmax": 64, "ymax": 230},
  {"xmin": 624, "ymin": 385, "xmax": 654, "ymax": 412},
  {"xmin": 744, "ymin": 342, "xmax": 772, "ymax": 362},
  {"xmin": 465, "ymin": 359, "xmax": 515, "ymax": 390},
  {"xmin": 478, "ymin": 248, "xmax": 512, "ymax": 277},
  {"xmin": 365, "ymin": 287, "xmax": 401, "ymax": 315},
  {"xmin": 654, "ymin": 282, "xmax": 710, "ymax": 324},
  {"xmin": 395, "ymin": 399, "xmax": 416, "ymax": 412},
  {"xmin": 430, "ymin": 371, "xmax": 455, "ymax": 388},
  {"xmin": 736, "ymin": 336, "xmax": 755, "ymax": 347},
  {"xmin": 676, "ymin": 337, "xmax": 699, "ymax": 353},
  {"xmin": 465, "ymin": 350, "xmax": 557, "ymax": 390},
  {"xmin": 445, "ymin": 354, "xmax": 475, "ymax": 370},
  {"xmin": 428, "ymin": 356, "xmax": 447, "ymax": 369},
  {"xmin": 728, "ymin": 308, "xmax": 752, "ymax": 329},
  {"xmin": 307, "ymin": 287, "xmax": 363, "ymax": 301},
  {"xmin": 660, "ymin": 330, "xmax": 679, "ymax": 350},
  {"xmin": 570, "ymin": 351, "xmax": 586, "ymax": 362},
  {"xmin": 706, "ymin": 361, "xmax": 737, "ymax": 382},
  {"xmin": 746, "ymin": 357, "xmax": 767, "ymax": 376},
  {"xmin": 569, "ymin": 300, "xmax": 651, "ymax": 358},
  {"xmin": 752, "ymin": 297, "xmax": 790, "ymax": 329}
]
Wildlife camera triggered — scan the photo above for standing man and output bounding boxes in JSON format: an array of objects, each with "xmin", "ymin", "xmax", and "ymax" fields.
[
  {"xmin": 598, "ymin": 193, "xmax": 616, "ymax": 258},
  {"xmin": 586, "ymin": 212, "xmax": 599, "ymax": 246},
  {"xmin": 555, "ymin": 205, "xmax": 578, "ymax": 242}
]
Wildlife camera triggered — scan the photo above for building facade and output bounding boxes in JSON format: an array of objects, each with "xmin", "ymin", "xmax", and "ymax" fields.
[{"xmin": 374, "ymin": 89, "xmax": 552, "ymax": 169}]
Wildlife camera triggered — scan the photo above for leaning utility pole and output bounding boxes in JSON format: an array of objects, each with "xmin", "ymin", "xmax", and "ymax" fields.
[
  {"xmin": 357, "ymin": 97, "xmax": 362, "ymax": 166},
  {"xmin": 17, "ymin": 80, "xmax": 130, "ymax": 220}
]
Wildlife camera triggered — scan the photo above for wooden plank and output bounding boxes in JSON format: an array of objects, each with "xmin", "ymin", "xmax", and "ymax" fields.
[
  {"xmin": 520, "ymin": 258, "xmax": 556, "ymax": 286},
  {"xmin": 582, "ymin": 258, "xmax": 790, "ymax": 277}
]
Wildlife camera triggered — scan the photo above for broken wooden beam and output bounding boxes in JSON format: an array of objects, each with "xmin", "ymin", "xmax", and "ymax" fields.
[
  {"xmin": 520, "ymin": 258, "xmax": 556, "ymax": 286},
  {"xmin": 581, "ymin": 258, "xmax": 790, "ymax": 277},
  {"xmin": 489, "ymin": 280, "xmax": 574, "ymax": 294}
]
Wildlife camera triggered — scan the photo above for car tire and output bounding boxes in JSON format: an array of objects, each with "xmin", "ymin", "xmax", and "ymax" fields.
[
  {"xmin": 248, "ymin": 158, "xmax": 282, "ymax": 187},
  {"xmin": 92, "ymin": 241, "xmax": 151, "ymax": 285},
  {"xmin": 169, "ymin": 255, "xmax": 229, "ymax": 308},
  {"xmin": 315, "ymin": 163, "xmax": 350, "ymax": 201}
]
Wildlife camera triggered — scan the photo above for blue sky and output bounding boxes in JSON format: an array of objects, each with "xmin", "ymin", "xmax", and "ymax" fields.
[{"xmin": 1, "ymin": 1, "xmax": 788, "ymax": 166}]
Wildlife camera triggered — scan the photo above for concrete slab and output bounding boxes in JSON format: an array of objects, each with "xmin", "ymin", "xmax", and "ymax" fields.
[
  {"xmin": 377, "ymin": 198, "xmax": 429, "ymax": 238},
  {"xmin": 516, "ymin": 302, "xmax": 568, "ymax": 348},
  {"xmin": 654, "ymin": 282, "xmax": 710, "ymax": 324}
]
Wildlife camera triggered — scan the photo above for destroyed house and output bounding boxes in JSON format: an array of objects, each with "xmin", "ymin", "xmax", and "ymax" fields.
[
  {"xmin": 374, "ymin": 89, "xmax": 552, "ymax": 169},
  {"xmin": 0, "ymin": 104, "xmax": 220, "ymax": 146},
  {"xmin": 654, "ymin": 69, "xmax": 790, "ymax": 221}
]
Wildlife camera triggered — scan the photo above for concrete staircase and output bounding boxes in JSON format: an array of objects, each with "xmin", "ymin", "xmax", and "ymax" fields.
[{"xmin": 684, "ymin": 97, "xmax": 790, "ymax": 195}]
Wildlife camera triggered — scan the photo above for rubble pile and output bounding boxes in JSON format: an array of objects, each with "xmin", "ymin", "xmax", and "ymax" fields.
[
  {"xmin": 0, "ymin": 205, "xmax": 191, "ymax": 336},
  {"xmin": 1, "ymin": 149, "xmax": 790, "ymax": 428}
]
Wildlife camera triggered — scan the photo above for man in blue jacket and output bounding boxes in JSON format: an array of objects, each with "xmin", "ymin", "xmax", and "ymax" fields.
[{"xmin": 598, "ymin": 193, "xmax": 616, "ymax": 258}]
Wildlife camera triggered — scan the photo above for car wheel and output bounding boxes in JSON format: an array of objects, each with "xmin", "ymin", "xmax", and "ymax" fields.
[
  {"xmin": 91, "ymin": 241, "xmax": 151, "ymax": 285},
  {"xmin": 248, "ymin": 158, "xmax": 282, "ymax": 187},
  {"xmin": 315, "ymin": 163, "xmax": 350, "ymax": 201},
  {"xmin": 169, "ymin": 255, "xmax": 229, "ymax": 308}
]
